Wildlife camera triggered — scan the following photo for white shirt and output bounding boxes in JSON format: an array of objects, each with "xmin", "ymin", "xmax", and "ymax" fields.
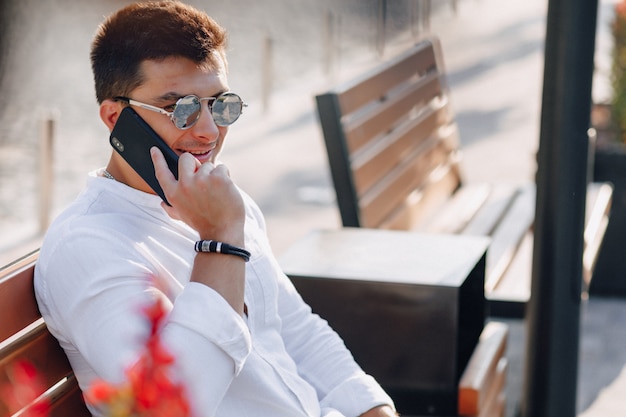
[{"xmin": 34, "ymin": 171, "xmax": 393, "ymax": 417}]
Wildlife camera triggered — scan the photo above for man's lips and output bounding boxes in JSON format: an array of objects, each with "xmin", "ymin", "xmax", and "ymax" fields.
[{"xmin": 179, "ymin": 147, "xmax": 215, "ymax": 163}]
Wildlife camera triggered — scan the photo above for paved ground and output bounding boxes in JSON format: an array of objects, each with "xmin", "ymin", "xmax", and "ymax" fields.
[{"xmin": 2, "ymin": 1, "xmax": 626, "ymax": 416}]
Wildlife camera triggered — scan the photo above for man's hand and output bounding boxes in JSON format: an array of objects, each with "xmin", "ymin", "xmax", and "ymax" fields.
[{"xmin": 151, "ymin": 148, "xmax": 245, "ymax": 242}]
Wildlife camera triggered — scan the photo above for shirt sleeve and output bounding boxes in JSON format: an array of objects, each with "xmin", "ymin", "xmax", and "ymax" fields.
[
  {"xmin": 35, "ymin": 225, "xmax": 251, "ymax": 417},
  {"xmin": 274, "ymin": 261, "xmax": 395, "ymax": 416}
]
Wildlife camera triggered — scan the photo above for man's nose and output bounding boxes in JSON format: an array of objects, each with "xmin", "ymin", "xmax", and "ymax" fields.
[{"xmin": 190, "ymin": 102, "xmax": 220, "ymax": 140}]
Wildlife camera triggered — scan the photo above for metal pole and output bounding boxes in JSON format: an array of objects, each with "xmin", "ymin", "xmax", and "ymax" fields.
[
  {"xmin": 261, "ymin": 33, "xmax": 273, "ymax": 113},
  {"xmin": 324, "ymin": 10, "xmax": 337, "ymax": 81},
  {"xmin": 421, "ymin": 0, "xmax": 431, "ymax": 34},
  {"xmin": 522, "ymin": 0, "xmax": 598, "ymax": 416},
  {"xmin": 376, "ymin": 0, "xmax": 386, "ymax": 57},
  {"xmin": 39, "ymin": 111, "xmax": 56, "ymax": 234}
]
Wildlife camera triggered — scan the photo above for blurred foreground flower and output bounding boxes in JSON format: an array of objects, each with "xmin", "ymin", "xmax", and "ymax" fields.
[
  {"xmin": 0, "ymin": 360, "xmax": 51, "ymax": 417},
  {"xmin": 85, "ymin": 297, "xmax": 191, "ymax": 417},
  {"xmin": 1, "ymin": 298, "xmax": 189, "ymax": 417}
]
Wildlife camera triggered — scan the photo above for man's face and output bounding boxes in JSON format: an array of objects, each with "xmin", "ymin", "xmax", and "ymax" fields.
[{"xmin": 127, "ymin": 54, "xmax": 231, "ymax": 166}]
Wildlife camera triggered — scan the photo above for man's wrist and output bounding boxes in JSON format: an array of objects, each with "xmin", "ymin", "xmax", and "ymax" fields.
[
  {"xmin": 194, "ymin": 240, "xmax": 250, "ymax": 262},
  {"xmin": 198, "ymin": 223, "xmax": 245, "ymax": 246}
]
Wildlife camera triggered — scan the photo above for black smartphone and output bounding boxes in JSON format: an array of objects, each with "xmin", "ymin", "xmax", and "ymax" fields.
[{"xmin": 109, "ymin": 106, "xmax": 179, "ymax": 205}]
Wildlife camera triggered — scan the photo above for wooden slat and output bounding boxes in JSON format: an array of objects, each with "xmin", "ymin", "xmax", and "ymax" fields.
[
  {"xmin": 0, "ymin": 253, "xmax": 40, "ymax": 343},
  {"xmin": 479, "ymin": 396, "xmax": 505, "ymax": 417},
  {"xmin": 458, "ymin": 321, "xmax": 508, "ymax": 416},
  {"xmin": 361, "ymin": 158, "xmax": 453, "ymax": 228},
  {"xmin": 583, "ymin": 182, "xmax": 613, "ymax": 286},
  {"xmin": 11, "ymin": 373, "xmax": 89, "ymax": 417},
  {"xmin": 48, "ymin": 376, "xmax": 90, "ymax": 417},
  {"xmin": 359, "ymin": 132, "xmax": 459, "ymax": 228},
  {"xmin": 343, "ymin": 72, "xmax": 446, "ymax": 153},
  {"xmin": 476, "ymin": 358, "xmax": 507, "ymax": 417},
  {"xmin": 351, "ymin": 100, "xmax": 454, "ymax": 195},
  {"xmin": 0, "ymin": 319, "xmax": 47, "ymax": 361},
  {"xmin": 487, "ymin": 232, "xmax": 532, "ymax": 318},
  {"xmin": 353, "ymin": 125, "xmax": 447, "ymax": 201},
  {"xmin": 0, "ymin": 320, "xmax": 73, "ymax": 395},
  {"xmin": 461, "ymin": 184, "xmax": 521, "ymax": 237},
  {"xmin": 382, "ymin": 165, "xmax": 461, "ymax": 230},
  {"xmin": 484, "ymin": 184, "xmax": 536, "ymax": 293},
  {"xmin": 420, "ymin": 183, "xmax": 492, "ymax": 234},
  {"xmin": 337, "ymin": 40, "xmax": 438, "ymax": 115}
]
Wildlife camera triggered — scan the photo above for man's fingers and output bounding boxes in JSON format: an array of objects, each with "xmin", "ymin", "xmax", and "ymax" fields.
[
  {"xmin": 211, "ymin": 164, "xmax": 230, "ymax": 178},
  {"xmin": 150, "ymin": 147, "xmax": 176, "ymax": 190},
  {"xmin": 178, "ymin": 152, "xmax": 201, "ymax": 179}
]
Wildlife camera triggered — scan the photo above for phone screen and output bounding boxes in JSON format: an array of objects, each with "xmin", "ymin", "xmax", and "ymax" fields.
[{"xmin": 109, "ymin": 107, "xmax": 179, "ymax": 205}]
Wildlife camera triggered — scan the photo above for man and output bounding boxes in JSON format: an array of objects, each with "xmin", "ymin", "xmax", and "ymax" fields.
[{"xmin": 34, "ymin": 2, "xmax": 396, "ymax": 416}]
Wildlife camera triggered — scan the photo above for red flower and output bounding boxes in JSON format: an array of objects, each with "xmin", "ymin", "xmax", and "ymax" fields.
[
  {"xmin": 84, "ymin": 297, "xmax": 192, "ymax": 417},
  {"xmin": 142, "ymin": 298, "xmax": 167, "ymax": 336},
  {"xmin": 83, "ymin": 379, "xmax": 117, "ymax": 405},
  {"xmin": 3, "ymin": 296, "xmax": 191, "ymax": 417},
  {"xmin": 0, "ymin": 360, "xmax": 51, "ymax": 417}
]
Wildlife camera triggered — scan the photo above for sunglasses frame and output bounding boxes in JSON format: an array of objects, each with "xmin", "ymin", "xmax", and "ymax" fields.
[{"xmin": 115, "ymin": 92, "xmax": 246, "ymax": 129}]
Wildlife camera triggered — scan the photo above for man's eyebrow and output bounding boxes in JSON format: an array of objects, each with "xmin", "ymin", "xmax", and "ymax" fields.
[
  {"xmin": 155, "ymin": 90, "xmax": 229, "ymax": 103},
  {"xmin": 155, "ymin": 92, "xmax": 184, "ymax": 103}
]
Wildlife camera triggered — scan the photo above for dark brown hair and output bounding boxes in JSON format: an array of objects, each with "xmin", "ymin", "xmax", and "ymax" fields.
[{"xmin": 90, "ymin": 1, "xmax": 227, "ymax": 103}]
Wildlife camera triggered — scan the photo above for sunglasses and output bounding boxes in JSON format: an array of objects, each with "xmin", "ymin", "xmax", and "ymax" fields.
[{"xmin": 115, "ymin": 92, "xmax": 247, "ymax": 129}]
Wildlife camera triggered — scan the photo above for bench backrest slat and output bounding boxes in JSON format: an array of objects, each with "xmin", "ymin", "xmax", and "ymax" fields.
[
  {"xmin": 351, "ymin": 98, "xmax": 455, "ymax": 195},
  {"xmin": 343, "ymin": 72, "xmax": 446, "ymax": 154},
  {"xmin": 317, "ymin": 37, "xmax": 461, "ymax": 229},
  {"xmin": 337, "ymin": 41, "xmax": 439, "ymax": 115},
  {"xmin": 0, "ymin": 251, "xmax": 91, "ymax": 417},
  {"xmin": 0, "ymin": 253, "xmax": 41, "ymax": 342},
  {"xmin": 1, "ymin": 319, "xmax": 74, "ymax": 389},
  {"xmin": 360, "ymin": 139, "xmax": 458, "ymax": 228}
]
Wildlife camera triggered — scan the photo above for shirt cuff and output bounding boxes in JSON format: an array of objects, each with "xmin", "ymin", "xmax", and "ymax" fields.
[
  {"xmin": 167, "ymin": 282, "xmax": 251, "ymax": 374},
  {"xmin": 320, "ymin": 374, "xmax": 395, "ymax": 416}
]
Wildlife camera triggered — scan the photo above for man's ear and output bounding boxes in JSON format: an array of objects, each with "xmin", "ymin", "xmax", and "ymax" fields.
[{"xmin": 100, "ymin": 99, "xmax": 123, "ymax": 131}]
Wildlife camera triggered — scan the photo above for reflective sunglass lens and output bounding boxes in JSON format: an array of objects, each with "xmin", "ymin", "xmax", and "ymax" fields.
[
  {"xmin": 172, "ymin": 96, "xmax": 201, "ymax": 129},
  {"xmin": 171, "ymin": 93, "xmax": 244, "ymax": 129},
  {"xmin": 212, "ymin": 93, "xmax": 243, "ymax": 126}
]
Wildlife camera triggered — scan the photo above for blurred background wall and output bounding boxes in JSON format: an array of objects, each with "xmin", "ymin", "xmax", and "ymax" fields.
[{"xmin": 0, "ymin": 0, "xmax": 454, "ymax": 252}]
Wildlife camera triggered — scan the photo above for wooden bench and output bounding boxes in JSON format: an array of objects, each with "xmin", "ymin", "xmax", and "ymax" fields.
[
  {"xmin": 0, "ymin": 250, "xmax": 91, "ymax": 417},
  {"xmin": 314, "ymin": 36, "xmax": 613, "ymax": 318}
]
